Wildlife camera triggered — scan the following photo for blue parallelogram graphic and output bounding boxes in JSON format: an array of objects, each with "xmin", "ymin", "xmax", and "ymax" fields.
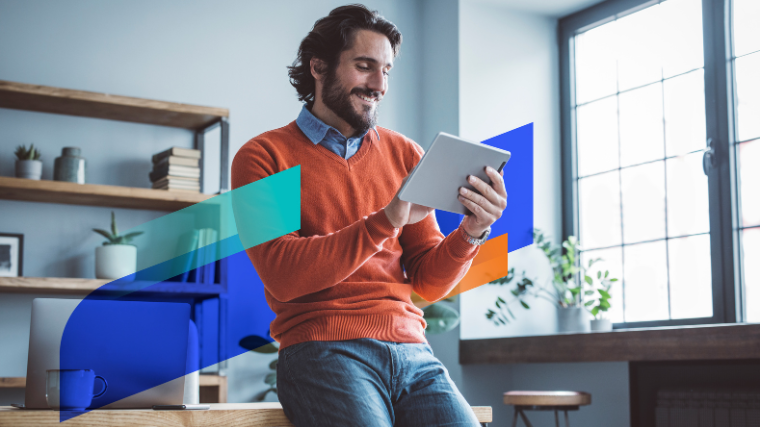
[{"xmin": 58, "ymin": 124, "xmax": 533, "ymax": 421}]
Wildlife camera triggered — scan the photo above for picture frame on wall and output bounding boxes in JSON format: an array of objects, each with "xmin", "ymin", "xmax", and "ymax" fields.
[{"xmin": 0, "ymin": 233, "xmax": 24, "ymax": 277}]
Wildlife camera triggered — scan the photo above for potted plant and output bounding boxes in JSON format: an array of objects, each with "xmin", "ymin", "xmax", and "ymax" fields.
[
  {"xmin": 586, "ymin": 270, "xmax": 615, "ymax": 331},
  {"xmin": 14, "ymin": 144, "xmax": 43, "ymax": 180},
  {"xmin": 93, "ymin": 211, "xmax": 143, "ymax": 280},
  {"xmin": 485, "ymin": 229, "xmax": 618, "ymax": 333}
]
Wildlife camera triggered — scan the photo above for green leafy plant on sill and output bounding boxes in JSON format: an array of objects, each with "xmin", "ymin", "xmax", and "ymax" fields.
[
  {"xmin": 485, "ymin": 228, "xmax": 617, "ymax": 326},
  {"xmin": 585, "ymin": 269, "xmax": 614, "ymax": 319},
  {"xmin": 14, "ymin": 144, "xmax": 41, "ymax": 161},
  {"xmin": 92, "ymin": 211, "xmax": 144, "ymax": 246}
]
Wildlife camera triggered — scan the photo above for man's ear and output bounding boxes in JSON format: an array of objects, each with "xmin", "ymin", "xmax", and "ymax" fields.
[{"xmin": 310, "ymin": 57, "xmax": 327, "ymax": 82}]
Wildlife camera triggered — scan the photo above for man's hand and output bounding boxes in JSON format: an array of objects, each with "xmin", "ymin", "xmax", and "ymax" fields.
[
  {"xmin": 384, "ymin": 176, "xmax": 435, "ymax": 228},
  {"xmin": 458, "ymin": 166, "xmax": 507, "ymax": 238}
]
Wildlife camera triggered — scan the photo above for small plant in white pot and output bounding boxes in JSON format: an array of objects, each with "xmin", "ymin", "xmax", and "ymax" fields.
[
  {"xmin": 93, "ymin": 212, "xmax": 143, "ymax": 280},
  {"xmin": 14, "ymin": 144, "xmax": 43, "ymax": 180},
  {"xmin": 586, "ymin": 269, "xmax": 616, "ymax": 331}
]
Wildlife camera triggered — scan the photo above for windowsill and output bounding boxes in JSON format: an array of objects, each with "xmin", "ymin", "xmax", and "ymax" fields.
[{"xmin": 459, "ymin": 323, "xmax": 760, "ymax": 364}]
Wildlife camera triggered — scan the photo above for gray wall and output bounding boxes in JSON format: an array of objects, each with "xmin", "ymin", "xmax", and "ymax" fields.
[{"xmin": 428, "ymin": 2, "xmax": 631, "ymax": 426}]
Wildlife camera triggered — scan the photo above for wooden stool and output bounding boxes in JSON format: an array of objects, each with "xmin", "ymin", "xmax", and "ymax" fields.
[{"xmin": 503, "ymin": 391, "xmax": 591, "ymax": 427}]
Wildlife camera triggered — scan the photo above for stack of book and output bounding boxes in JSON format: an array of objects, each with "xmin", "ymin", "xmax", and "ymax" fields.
[{"xmin": 150, "ymin": 147, "xmax": 201, "ymax": 192}]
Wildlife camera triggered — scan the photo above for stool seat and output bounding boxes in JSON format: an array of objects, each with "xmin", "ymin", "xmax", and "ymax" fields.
[{"xmin": 503, "ymin": 391, "xmax": 591, "ymax": 407}]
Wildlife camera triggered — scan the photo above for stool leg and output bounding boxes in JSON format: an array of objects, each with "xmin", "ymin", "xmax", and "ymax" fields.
[
  {"xmin": 518, "ymin": 409, "xmax": 534, "ymax": 427},
  {"xmin": 511, "ymin": 408, "xmax": 519, "ymax": 427},
  {"xmin": 565, "ymin": 410, "xmax": 570, "ymax": 427},
  {"xmin": 554, "ymin": 409, "xmax": 560, "ymax": 427}
]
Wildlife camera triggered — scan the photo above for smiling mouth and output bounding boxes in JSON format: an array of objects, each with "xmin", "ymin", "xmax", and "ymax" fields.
[{"xmin": 355, "ymin": 92, "xmax": 378, "ymax": 104}]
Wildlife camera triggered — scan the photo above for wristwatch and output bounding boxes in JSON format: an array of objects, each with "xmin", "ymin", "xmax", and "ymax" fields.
[{"xmin": 460, "ymin": 226, "xmax": 491, "ymax": 246}]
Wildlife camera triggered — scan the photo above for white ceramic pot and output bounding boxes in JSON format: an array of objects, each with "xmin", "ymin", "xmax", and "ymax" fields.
[
  {"xmin": 95, "ymin": 245, "xmax": 137, "ymax": 280},
  {"xmin": 557, "ymin": 306, "xmax": 590, "ymax": 333},
  {"xmin": 15, "ymin": 160, "xmax": 42, "ymax": 180},
  {"xmin": 590, "ymin": 318, "xmax": 613, "ymax": 332}
]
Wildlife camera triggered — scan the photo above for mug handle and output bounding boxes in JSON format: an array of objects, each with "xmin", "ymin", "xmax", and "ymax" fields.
[{"xmin": 92, "ymin": 375, "xmax": 108, "ymax": 399}]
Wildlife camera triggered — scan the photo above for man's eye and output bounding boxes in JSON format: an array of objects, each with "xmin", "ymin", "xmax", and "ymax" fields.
[{"xmin": 358, "ymin": 65, "xmax": 370, "ymax": 71}]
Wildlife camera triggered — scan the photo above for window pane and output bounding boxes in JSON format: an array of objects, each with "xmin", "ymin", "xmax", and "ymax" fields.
[
  {"xmin": 669, "ymin": 234, "xmax": 713, "ymax": 319},
  {"xmin": 620, "ymin": 83, "xmax": 664, "ymax": 167},
  {"xmin": 739, "ymin": 139, "xmax": 760, "ymax": 228},
  {"xmin": 735, "ymin": 53, "xmax": 760, "ymax": 142},
  {"xmin": 743, "ymin": 227, "xmax": 760, "ymax": 323},
  {"xmin": 579, "ymin": 171, "xmax": 622, "ymax": 249},
  {"xmin": 667, "ymin": 152, "xmax": 710, "ymax": 237},
  {"xmin": 581, "ymin": 246, "xmax": 624, "ymax": 323},
  {"xmin": 660, "ymin": 0, "xmax": 704, "ymax": 78},
  {"xmin": 664, "ymin": 69, "xmax": 706, "ymax": 157},
  {"xmin": 621, "ymin": 162, "xmax": 666, "ymax": 244},
  {"xmin": 624, "ymin": 241, "xmax": 669, "ymax": 322},
  {"xmin": 733, "ymin": 0, "xmax": 760, "ymax": 58},
  {"xmin": 576, "ymin": 22, "xmax": 618, "ymax": 104},
  {"xmin": 617, "ymin": 4, "xmax": 663, "ymax": 91},
  {"xmin": 577, "ymin": 97, "xmax": 619, "ymax": 177}
]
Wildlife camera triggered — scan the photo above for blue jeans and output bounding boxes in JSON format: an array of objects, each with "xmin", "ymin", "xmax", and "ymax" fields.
[{"xmin": 277, "ymin": 338, "xmax": 481, "ymax": 427}]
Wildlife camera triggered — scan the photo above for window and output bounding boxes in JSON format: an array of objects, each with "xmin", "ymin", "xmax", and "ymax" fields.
[{"xmin": 560, "ymin": 0, "xmax": 753, "ymax": 327}]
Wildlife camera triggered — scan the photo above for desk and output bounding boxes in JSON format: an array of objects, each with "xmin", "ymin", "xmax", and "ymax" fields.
[{"xmin": 0, "ymin": 403, "xmax": 494, "ymax": 426}]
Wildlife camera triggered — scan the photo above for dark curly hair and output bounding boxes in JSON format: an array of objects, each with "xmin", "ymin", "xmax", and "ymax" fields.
[{"xmin": 288, "ymin": 4, "xmax": 402, "ymax": 107}]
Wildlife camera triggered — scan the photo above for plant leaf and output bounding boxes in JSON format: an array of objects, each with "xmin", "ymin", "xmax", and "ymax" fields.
[
  {"xmin": 598, "ymin": 289, "xmax": 611, "ymax": 299},
  {"xmin": 584, "ymin": 275, "xmax": 593, "ymax": 285},
  {"xmin": 264, "ymin": 372, "xmax": 277, "ymax": 386},
  {"xmin": 519, "ymin": 300, "xmax": 530, "ymax": 309},
  {"xmin": 269, "ymin": 359, "xmax": 278, "ymax": 370},
  {"xmin": 423, "ymin": 303, "xmax": 460, "ymax": 334},
  {"xmin": 111, "ymin": 211, "xmax": 118, "ymax": 237}
]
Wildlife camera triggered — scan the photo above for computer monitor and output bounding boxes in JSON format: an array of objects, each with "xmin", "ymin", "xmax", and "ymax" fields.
[{"xmin": 25, "ymin": 298, "xmax": 190, "ymax": 409}]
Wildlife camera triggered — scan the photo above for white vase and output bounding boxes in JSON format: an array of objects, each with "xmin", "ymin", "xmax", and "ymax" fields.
[
  {"xmin": 95, "ymin": 245, "xmax": 137, "ymax": 280},
  {"xmin": 557, "ymin": 306, "xmax": 590, "ymax": 333},
  {"xmin": 15, "ymin": 159, "xmax": 42, "ymax": 180},
  {"xmin": 590, "ymin": 318, "xmax": 612, "ymax": 331}
]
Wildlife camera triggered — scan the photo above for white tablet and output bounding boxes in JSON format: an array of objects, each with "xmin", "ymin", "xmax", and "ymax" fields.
[{"xmin": 398, "ymin": 132, "xmax": 511, "ymax": 215}]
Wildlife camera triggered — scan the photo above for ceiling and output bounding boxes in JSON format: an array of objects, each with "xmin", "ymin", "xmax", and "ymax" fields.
[{"xmin": 464, "ymin": 0, "xmax": 608, "ymax": 18}]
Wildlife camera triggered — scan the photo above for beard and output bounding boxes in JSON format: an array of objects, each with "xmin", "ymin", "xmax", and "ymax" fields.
[{"xmin": 321, "ymin": 69, "xmax": 379, "ymax": 135}]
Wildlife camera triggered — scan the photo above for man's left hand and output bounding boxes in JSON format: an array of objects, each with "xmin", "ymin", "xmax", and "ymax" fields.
[{"xmin": 458, "ymin": 166, "xmax": 507, "ymax": 238}]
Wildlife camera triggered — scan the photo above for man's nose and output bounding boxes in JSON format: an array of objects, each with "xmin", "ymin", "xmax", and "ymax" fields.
[{"xmin": 367, "ymin": 69, "xmax": 386, "ymax": 94}]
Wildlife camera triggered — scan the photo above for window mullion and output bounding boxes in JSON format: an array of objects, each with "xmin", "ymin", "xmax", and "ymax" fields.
[{"xmin": 701, "ymin": 0, "xmax": 740, "ymax": 323}]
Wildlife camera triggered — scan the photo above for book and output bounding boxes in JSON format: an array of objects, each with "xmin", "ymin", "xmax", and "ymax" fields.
[
  {"xmin": 177, "ymin": 230, "xmax": 200, "ymax": 282},
  {"xmin": 154, "ymin": 156, "xmax": 200, "ymax": 168},
  {"xmin": 195, "ymin": 229, "xmax": 206, "ymax": 284},
  {"xmin": 152, "ymin": 184, "xmax": 201, "ymax": 192},
  {"xmin": 149, "ymin": 166, "xmax": 201, "ymax": 182},
  {"xmin": 152, "ymin": 176, "xmax": 200, "ymax": 187},
  {"xmin": 152, "ymin": 147, "xmax": 201, "ymax": 163}
]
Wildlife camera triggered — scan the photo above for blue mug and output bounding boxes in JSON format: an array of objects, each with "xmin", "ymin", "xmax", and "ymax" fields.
[{"xmin": 46, "ymin": 369, "xmax": 107, "ymax": 411}]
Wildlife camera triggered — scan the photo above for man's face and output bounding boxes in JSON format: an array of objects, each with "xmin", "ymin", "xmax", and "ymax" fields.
[{"xmin": 320, "ymin": 29, "xmax": 393, "ymax": 135}]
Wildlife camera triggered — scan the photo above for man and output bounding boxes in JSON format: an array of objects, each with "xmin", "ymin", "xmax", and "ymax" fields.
[{"xmin": 231, "ymin": 5, "xmax": 506, "ymax": 426}]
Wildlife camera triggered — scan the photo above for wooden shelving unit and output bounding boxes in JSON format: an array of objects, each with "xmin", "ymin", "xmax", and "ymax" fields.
[
  {"xmin": 0, "ymin": 377, "xmax": 25, "ymax": 388},
  {"xmin": 0, "ymin": 277, "xmax": 224, "ymax": 298},
  {"xmin": 0, "ymin": 80, "xmax": 228, "ymax": 130},
  {"xmin": 0, "ymin": 177, "xmax": 212, "ymax": 211},
  {"xmin": 0, "ymin": 375, "xmax": 228, "ymax": 403}
]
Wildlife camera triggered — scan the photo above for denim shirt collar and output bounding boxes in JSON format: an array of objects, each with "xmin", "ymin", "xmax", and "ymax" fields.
[{"xmin": 296, "ymin": 105, "xmax": 379, "ymax": 144}]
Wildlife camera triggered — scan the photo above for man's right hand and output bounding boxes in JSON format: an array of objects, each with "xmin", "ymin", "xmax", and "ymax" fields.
[{"xmin": 383, "ymin": 176, "xmax": 434, "ymax": 228}]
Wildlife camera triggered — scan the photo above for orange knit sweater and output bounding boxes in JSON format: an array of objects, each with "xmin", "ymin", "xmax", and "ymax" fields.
[{"xmin": 231, "ymin": 121, "xmax": 480, "ymax": 350}]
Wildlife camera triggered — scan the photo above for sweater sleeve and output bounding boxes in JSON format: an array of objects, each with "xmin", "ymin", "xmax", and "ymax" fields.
[
  {"xmin": 231, "ymin": 137, "xmax": 400, "ymax": 302},
  {"xmin": 397, "ymin": 139, "xmax": 480, "ymax": 302}
]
